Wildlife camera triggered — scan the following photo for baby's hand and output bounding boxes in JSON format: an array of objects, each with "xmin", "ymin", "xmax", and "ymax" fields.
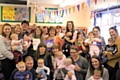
[{"xmin": 26, "ymin": 74, "xmax": 30, "ymax": 79}]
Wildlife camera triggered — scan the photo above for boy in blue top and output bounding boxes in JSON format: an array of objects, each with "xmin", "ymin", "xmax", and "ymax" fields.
[{"xmin": 14, "ymin": 61, "xmax": 33, "ymax": 80}]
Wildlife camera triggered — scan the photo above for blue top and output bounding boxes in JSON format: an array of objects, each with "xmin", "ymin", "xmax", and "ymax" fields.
[{"xmin": 14, "ymin": 70, "xmax": 33, "ymax": 80}]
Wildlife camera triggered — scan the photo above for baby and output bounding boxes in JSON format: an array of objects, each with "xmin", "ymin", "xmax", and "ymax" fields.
[
  {"xmin": 85, "ymin": 31, "xmax": 101, "ymax": 57},
  {"xmin": 36, "ymin": 59, "xmax": 50, "ymax": 80},
  {"xmin": 88, "ymin": 69, "xmax": 103, "ymax": 80},
  {"xmin": 102, "ymin": 38, "xmax": 118, "ymax": 64},
  {"xmin": 10, "ymin": 33, "xmax": 23, "ymax": 64},
  {"xmin": 53, "ymin": 51, "xmax": 66, "ymax": 80},
  {"xmin": 14, "ymin": 61, "xmax": 32, "ymax": 80},
  {"xmin": 58, "ymin": 58, "xmax": 76, "ymax": 80}
]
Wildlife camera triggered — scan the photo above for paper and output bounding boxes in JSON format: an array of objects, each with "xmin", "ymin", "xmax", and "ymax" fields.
[{"xmin": 33, "ymin": 38, "xmax": 40, "ymax": 50}]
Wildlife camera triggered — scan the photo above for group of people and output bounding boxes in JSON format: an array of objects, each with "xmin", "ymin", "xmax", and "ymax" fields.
[{"xmin": 0, "ymin": 20, "xmax": 120, "ymax": 80}]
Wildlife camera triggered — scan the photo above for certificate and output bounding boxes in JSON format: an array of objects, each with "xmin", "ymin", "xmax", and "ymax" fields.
[{"xmin": 33, "ymin": 38, "xmax": 40, "ymax": 50}]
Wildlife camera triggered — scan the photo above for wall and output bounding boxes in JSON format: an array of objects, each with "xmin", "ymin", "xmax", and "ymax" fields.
[{"xmin": 0, "ymin": 3, "xmax": 91, "ymax": 28}]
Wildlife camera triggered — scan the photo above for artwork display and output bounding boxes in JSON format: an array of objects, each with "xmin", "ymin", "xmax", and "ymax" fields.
[
  {"xmin": 35, "ymin": 8, "xmax": 63, "ymax": 24},
  {"xmin": 1, "ymin": 6, "xmax": 30, "ymax": 22}
]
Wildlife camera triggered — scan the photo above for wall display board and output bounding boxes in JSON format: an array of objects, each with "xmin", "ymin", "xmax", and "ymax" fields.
[
  {"xmin": 35, "ymin": 8, "xmax": 63, "ymax": 24},
  {"xmin": 1, "ymin": 6, "xmax": 30, "ymax": 22}
]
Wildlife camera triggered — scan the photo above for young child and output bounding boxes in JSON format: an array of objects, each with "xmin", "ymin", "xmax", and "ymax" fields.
[
  {"xmin": 36, "ymin": 59, "xmax": 50, "ymax": 80},
  {"xmin": 85, "ymin": 31, "xmax": 101, "ymax": 57},
  {"xmin": 102, "ymin": 38, "xmax": 118, "ymax": 64},
  {"xmin": 14, "ymin": 61, "xmax": 32, "ymax": 80},
  {"xmin": 10, "ymin": 33, "xmax": 23, "ymax": 64},
  {"xmin": 53, "ymin": 51, "xmax": 66, "ymax": 80},
  {"xmin": 88, "ymin": 69, "xmax": 103, "ymax": 80},
  {"xmin": 58, "ymin": 58, "xmax": 76, "ymax": 80}
]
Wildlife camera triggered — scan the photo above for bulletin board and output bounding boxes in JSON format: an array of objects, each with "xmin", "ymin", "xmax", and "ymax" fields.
[
  {"xmin": 1, "ymin": 6, "xmax": 30, "ymax": 22},
  {"xmin": 35, "ymin": 8, "xmax": 63, "ymax": 24}
]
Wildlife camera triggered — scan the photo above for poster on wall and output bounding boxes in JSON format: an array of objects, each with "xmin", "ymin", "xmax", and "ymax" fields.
[
  {"xmin": 1, "ymin": 6, "xmax": 30, "ymax": 22},
  {"xmin": 35, "ymin": 8, "xmax": 63, "ymax": 24}
]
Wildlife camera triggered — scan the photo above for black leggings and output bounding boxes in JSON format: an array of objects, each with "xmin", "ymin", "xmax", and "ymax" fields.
[
  {"xmin": 105, "ymin": 62, "xmax": 119, "ymax": 80},
  {"xmin": 1, "ymin": 58, "xmax": 15, "ymax": 80}
]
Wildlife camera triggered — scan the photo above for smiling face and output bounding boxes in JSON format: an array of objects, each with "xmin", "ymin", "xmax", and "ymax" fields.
[
  {"xmin": 91, "ymin": 58, "xmax": 100, "ymax": 69},
  {"xmin": 39, "ymin": 46, "xmax": 46, "ymax": 54},
  {"xmin": 49, "ymin": 29, "xmax": 55, "ymax": 37},
  {"xmin": 67, "ymin": 22, "xmax": 72, "ymax": 31},
  {"xmin": 3, "ymin": 25, "xmax": 12, "ymax": 37},
  {"xmin": 109, "ymin": 29, "xmax": 118, "ymax": 39},
  {"xmin": 35, "ymin": 27, "xmax": 41, "ymax": 35},
  {"xmin": 70, "ymin": 49, "xmax": 78, "ymax": 59},
  {"xmin": 14, "ymin": 25, "xmax": 22, "ymax": 35},
  {"xmin": 52, "ymin": 48, "xmax": 59, "ymax": 56}
]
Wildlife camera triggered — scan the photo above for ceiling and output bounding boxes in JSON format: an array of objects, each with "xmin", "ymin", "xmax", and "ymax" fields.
[{"xmin": 0, "ymin": 0, "xmax": 119, "ymax": 10}]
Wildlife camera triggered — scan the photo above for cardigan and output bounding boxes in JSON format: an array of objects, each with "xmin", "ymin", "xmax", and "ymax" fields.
[{"xmin": 106, "ymin": 37, "xmax": 120, "ymax": 68}]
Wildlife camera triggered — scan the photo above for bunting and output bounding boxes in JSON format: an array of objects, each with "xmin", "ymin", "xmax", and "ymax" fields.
[
  {"xmin": 72, "ymin": 6, "xmax": 75, "ymax": 12},
  {"xmin": 34, "ymin": 2, "xmax": 88, "ymax": 17},
  {"xmin": 62, "ymin": 9, "xmax": 64, "ymax": 17},
  {"xmin": 82, "ymin": 2, "xmax": 85, "ymax": 10},
  {"xmin": 77, "ymin": 4, "xmax": 80, "ymax": 11},
  {"xmin": 69, "ymin": 8, "xmax": 71, "ymax": 14},
  {"xmin": 94, "ymin": 0, "xmax": 97, "ymax": 5},
  {"xmin": 87, "ymin": 0, "xmax": 90, "ymax": 7}
]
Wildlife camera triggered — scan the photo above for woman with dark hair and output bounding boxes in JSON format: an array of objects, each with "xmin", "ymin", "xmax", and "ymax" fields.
[
  {"xmin": 103, "ymin": 26, "xmax": 120, "ymax": 80},
  {"xmin": 32, "ymin": 26, "xmax": 44, "ymax": 43},
  {"xmin": 85, "ymin": 55, "xmax": 109, "ymax": 80},
  {"xmin": 35, "ymin": 42, "xmax": 52, "ymax": 80},
  {"xmin": 0, "ymin": 23, "xmax": 15, "ymax": 80},
  {"xmin": 62, "ymin": 21, "xmax": 77, "ymax": 57},
  {"xmin": 92, "ymin": 26, "xmax": 106, "ymax": 48}
]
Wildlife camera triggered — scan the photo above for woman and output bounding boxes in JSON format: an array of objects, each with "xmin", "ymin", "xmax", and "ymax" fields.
[
  {"xmin": 85, "ymin": 55, "xmax": 109, "ymax": 80},
  {"xmin": 56, "ymin": 25, "xmax": 64, "ymax": 39},
  {"xmin": 62, "ymin": 21, "xmax": 77, "ymax": 57},
  {"xmin": 69, "ymin": 45, "xmax": 88, "ymax": 80},
  {"xmin": 45, "ymin": 26, "xmax": 62, "ymax": 51},
  {"xmin": 104, "ymin": 26, "xmax": 120, "ymax": 80},
  {"xmin": 0, "ymin": 23, "xmax": 15, "ymax": 80},
  {"xmin": 32, "ymin": 26, "xmax": 44, "ymax": 43},
  {"xmin": 75, "ymin": 30, "xmax": 88, "ymax": 58},
  {"xmin": 13, "ymin": 24, "xmax": 23, "ymax": 39},
  {"xmin": 35, "ymin": 42, "xmax": 52, "ymax": 80},
  {"xmin": 92, "ymin": 26, "xmax": 106, "ymax": 49}
]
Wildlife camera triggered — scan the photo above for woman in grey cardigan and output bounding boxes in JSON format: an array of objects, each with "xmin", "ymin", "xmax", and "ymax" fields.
[
  {"xmin": 85, "ymin": 55, "xmax": 109, "ymax": 80},
  {"xmin": 0, "ymin": 23, "xmax": 15, "ymax": 80}
]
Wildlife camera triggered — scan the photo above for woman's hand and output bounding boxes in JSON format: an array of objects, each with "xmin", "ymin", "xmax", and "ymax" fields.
[{"xmin": 74, "ymin": 63, "xmax": 81, "ymax": 71}]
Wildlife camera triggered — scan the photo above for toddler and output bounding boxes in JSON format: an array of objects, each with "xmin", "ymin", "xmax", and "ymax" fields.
[
  {"xmin": 10, "ymin": 33, "xmax": 23, "ymax": 64},
  {"xmin": 102, "ymin": 38, "xmax": 118, "ymax": 64},
  {"xmin": 88, "ymin": 69, "xmax": 103, "ymax": 80},
  {"xmin": 85, "ymin": 31, "xmax": 101, "ymax": 57},
  {"xmin": 58, "ymin": 58, "xmax": 76, "ymax": 80},
  {"xmin": 53, "ymin": 51, "xmax": 66, "ymax": 80},
  {"xmin": 36, "ymin": 59, "xmax": 50, "ymax": 80},
  {"xmin": 14, "ymin": 61, "xmax": 32, "ymax": 80}
]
